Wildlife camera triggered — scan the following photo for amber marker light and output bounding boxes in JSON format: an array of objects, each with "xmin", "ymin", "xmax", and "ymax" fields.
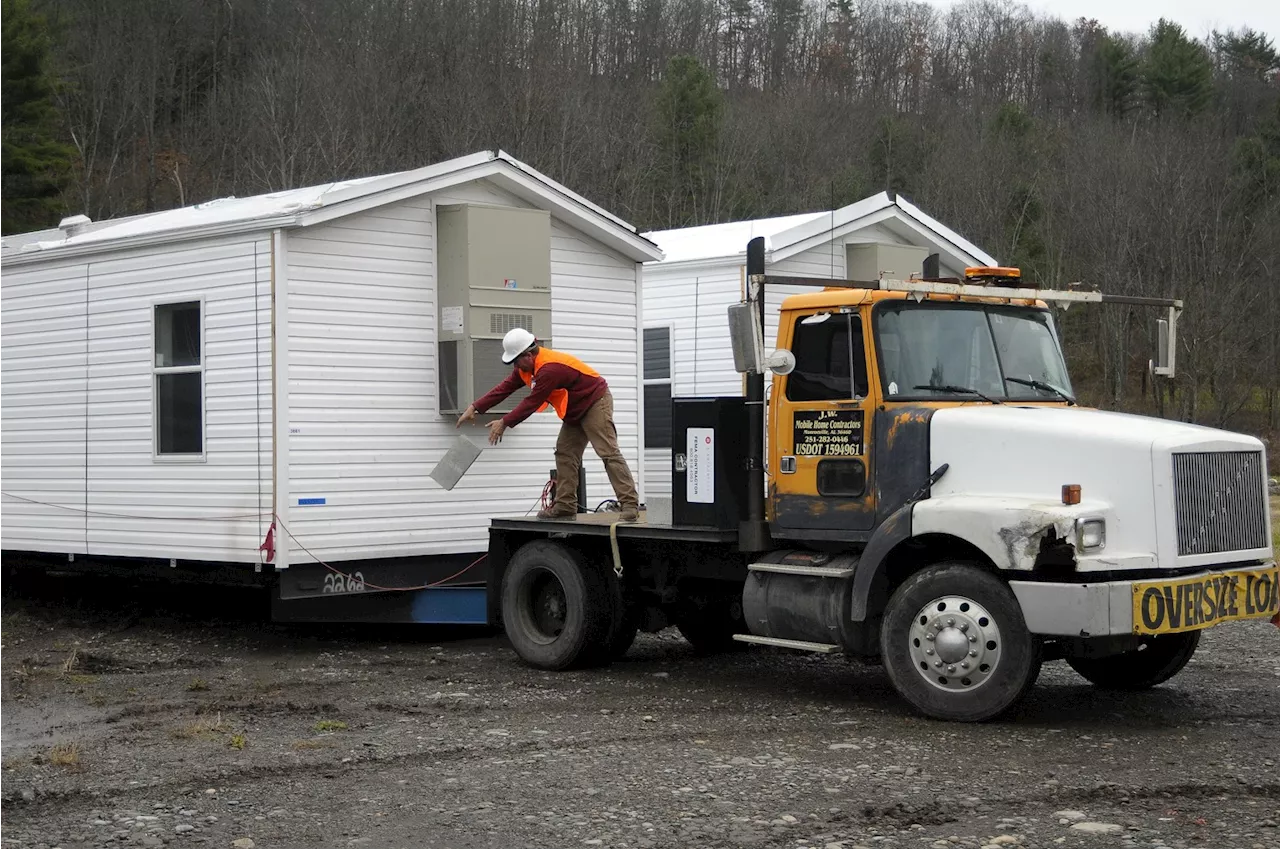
[{"xmin": 1061, "ymin": 484, "xmax": 1081, "ymax": 505}]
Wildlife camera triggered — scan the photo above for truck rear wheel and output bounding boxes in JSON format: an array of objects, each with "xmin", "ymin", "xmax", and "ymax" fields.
[
  {"xmin": 1067, "ymin": 631, "xmax": 1200, "ymax": 689},
  {"xmin": 501, "ymin": 541, "xmax": 613, "ymax": 671},
  {"xmin": 880, "ymin": 563, "xmax": 1041, "ymax": 722}
]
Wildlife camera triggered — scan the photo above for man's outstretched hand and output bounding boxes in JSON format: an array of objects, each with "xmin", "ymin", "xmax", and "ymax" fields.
[
  {"xmin": 456, "ymin": 405, "xmax": 477, "ymax": 428},
  {"xmin": 486, "ymin": 419, "xmax": 507, "ymax": 445}
]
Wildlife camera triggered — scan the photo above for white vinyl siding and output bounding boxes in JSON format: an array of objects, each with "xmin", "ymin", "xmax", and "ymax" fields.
[
  {"xmin": 638, "ymin": 266, "xmax": 744, "ymax": 497},
  {"xmin": 2, "ymin": 235, "xmax": 273, "ymax": 562},
  {"xmin": 283, "ymin": 186, "xmax": 642, "ymax": 562},
  {"xmin": 1, "ymin": 259, "xmax": 90, "ymax": 553}
]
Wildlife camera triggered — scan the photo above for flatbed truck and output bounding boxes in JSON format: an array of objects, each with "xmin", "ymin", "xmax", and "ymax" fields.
[{"xmin": 480, "ymin": 237, "xmax": 1278, "ymax": 721}]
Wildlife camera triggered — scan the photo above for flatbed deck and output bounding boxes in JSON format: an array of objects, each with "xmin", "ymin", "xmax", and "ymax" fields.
[{"xmin": 490, "ymin": 510, "xmax": 740, "ymax": 544}]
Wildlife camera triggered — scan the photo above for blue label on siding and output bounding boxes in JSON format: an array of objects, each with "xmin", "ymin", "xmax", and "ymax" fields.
[{"xmin": 297, "ymin": 498, "xmax": 326, "ymax": 506}]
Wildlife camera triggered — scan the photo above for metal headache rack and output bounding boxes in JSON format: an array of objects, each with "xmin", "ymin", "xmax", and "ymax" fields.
[{"xmin": 754, "ymin": 265, "xmax": 1184, "ymax": 378}]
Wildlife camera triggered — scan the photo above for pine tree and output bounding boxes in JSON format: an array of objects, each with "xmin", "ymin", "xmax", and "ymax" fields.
[
  {"xmin": 1090, "ymin": 34, "xmax": 1139, "ymax": 118},
  {"xmin": 1, "ymin": 0, "xmax": 75, "ymax": 235},
  {"xmin": 1214, "ymin": 28, "xmax": 1280, "ymax": 82},
  {"xmin": 1142, "ymin": 19, "xmax": 1214, "ymax": 119},
  {"xmin": 654, "ymin": 54, "xmax": 723, "ymax": 225}
]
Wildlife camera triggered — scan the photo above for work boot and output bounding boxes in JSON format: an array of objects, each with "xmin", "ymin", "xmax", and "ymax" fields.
[
  {"xmin": 619, "ymin": 504, "xmax": 639, "ymax": 523},
  {"xmin": 537, "ymin": 506, "xmax": 577, "ymax": 520}
]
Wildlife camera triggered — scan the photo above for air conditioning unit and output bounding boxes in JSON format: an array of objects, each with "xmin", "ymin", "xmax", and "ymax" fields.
[
  {"xmin": 846, "ymin": 242, "xmax": 929, "ymax": 282},
  {"xmin": 436, "ymin": 203, "xmax": 553, "ymax": 416}
]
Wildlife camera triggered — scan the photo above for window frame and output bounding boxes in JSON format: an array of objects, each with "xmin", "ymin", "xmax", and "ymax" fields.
[
  {"xmin": 784, "ymin": 310, "xmax": 868, "ymax": 403},
  {"xmin": 871, "ymin": 300, "xmax": 1070, "ymax": 403},
  {"xmin": 151, "ymin": 297, "xmax": 207, "ymax": 462},
  {"xmin": 642, "ymin": 321, "xmax": 675, "ymax": 450}
]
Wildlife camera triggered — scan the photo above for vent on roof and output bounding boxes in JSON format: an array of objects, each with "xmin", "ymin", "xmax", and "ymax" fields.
[{"xmin": 58, "ymin": 215, "xmax": 92, "ymax": 236}]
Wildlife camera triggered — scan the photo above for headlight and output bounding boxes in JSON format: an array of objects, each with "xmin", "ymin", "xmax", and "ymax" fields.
[{"xmin": 1076, "ymin": 518, "xmax": 1106, "ymax": 552}]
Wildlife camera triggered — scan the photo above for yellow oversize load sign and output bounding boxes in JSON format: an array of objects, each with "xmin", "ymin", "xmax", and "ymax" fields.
[{"xmin": 1132, "ymin": 567, "xmax": 1280, "ymax": 635}]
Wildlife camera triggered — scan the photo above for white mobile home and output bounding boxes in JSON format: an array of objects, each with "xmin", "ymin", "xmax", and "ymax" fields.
[
  {"xmin": 1, "ymin": 150, "xmax": 662, "ymax": 572},
  {"xmin": 638, "ymin": 192, "xmax": 998, "ymax": 498}
]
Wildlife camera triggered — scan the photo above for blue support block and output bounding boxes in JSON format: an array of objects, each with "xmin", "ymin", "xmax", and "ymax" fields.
[{"xmin": 409, "ymin": 587, "xmax": 489, "ymax": 624}]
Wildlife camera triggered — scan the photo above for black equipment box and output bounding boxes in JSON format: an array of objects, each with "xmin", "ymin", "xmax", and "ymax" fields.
[{"xmin": 672, "ymin": 397, "xmax": 748, "ymax": 529}]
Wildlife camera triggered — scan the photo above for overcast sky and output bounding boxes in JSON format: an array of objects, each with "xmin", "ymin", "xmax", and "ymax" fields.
[{"xmin": 917, "ymin": 1, "xmax": 1278, "ymax": 41}]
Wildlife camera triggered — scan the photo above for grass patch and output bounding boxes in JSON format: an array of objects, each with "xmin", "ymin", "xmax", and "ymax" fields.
[
  {"xmin": 49, "ymin": 743, "xmax": 80, "ymax": 767},
  {"xmin": 186, "ymin": 678, "xmax": 209, "ymax": 692},
  {"xmin": 172, "ymin": 713, "xmax": 225, "ymax": 741},
  {"xmin": 229, "ymin": 733, "xmax": 246, "ymax": 750},
  {"xmin": 313, "ymin": 719, "xmax": 348, "ymax": 732},
  {"xmin": 60, "ymin": 648, "xmax": 79, "ymax": 676},
  {"xmin": 66, "ymin": 674, "xmax": 97, "ymax": 686}
]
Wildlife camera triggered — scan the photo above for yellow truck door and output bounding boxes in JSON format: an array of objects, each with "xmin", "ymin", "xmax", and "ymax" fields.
[{"xmin": 770, "ymin": 309, "xmax": 876, "ymax": 535}]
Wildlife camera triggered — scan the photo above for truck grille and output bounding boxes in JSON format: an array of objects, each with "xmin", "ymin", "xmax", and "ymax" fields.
[{"xmin": 1172, "ymin": 451, "xmax": 1268, "ymax": 556}]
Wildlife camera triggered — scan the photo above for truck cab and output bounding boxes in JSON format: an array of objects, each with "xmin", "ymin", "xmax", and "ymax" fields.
[
  {"xmin": 768, "ymin": 286, "xmax": 1074, "ymax": 537},
  {"xmin": 741, "ymin": 266, "xmax": 1276, "ymax": 719}
]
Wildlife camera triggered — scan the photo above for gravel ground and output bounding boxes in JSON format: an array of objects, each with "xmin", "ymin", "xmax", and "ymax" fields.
[{"xmin": 2, "ymin": 571, "xmax": 1278, "ymax": 849}]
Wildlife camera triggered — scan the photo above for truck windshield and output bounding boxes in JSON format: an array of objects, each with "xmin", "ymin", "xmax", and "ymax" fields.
[{"xmin": 875, "ymin": 302, "xmax": 1073, "ymax": 402}]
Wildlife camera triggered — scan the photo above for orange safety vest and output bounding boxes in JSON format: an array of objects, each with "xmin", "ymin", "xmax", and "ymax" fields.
[{"xmin": 516, "ymin": 348, "xmax": 601, "ymax": 419}]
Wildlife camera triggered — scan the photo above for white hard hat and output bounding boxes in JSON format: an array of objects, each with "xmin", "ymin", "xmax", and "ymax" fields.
[{"xmin": 501, "ymin": 327, "xmax": 537, "ymax": 363}]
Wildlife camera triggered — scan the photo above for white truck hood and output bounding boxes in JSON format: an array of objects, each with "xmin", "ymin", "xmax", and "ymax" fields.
[{"xmin": 924, "ymin": 405, "xmax": 1271, "ymax": 571}]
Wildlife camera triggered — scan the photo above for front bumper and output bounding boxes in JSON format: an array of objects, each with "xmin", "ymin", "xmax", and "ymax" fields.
[{"xmin": 1009, "ymin": 561, "xmax": 1279, "ymax": 637}]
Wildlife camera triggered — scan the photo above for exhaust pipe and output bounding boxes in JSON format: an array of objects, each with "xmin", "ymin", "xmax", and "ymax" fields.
[{"xmin": 740, "ymin": 237, "xmax": 770, "ymax": 552}]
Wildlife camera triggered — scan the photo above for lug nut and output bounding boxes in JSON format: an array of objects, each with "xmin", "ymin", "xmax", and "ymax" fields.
[
  {"xmin": 969, "ymin": 635, "xmax": 977, "ymax": 643},
  {"xmin": 959, "ymin": 623, "xmax": 969, "ymax": 632},
  {"xmin": 935, "ymin": 661, "xmax": 943, "ymax": 668},
  {"xmin": 925, "ymin": 649, "xmax": 935, "ymax": 656},
  {"xmin": 947, "ymin": 665, "xmax": 956, "ymax": 674},
  {"xmin": 926, "ymin": 634, "xmax": 935, "ymax": 642},
  {"xmin": 947, "ymin": 618, "xmax": 955, "ymax": 627},
  {"xmin": 961, "ymin": 662, "xmax": 970, "ymax": 669},
  {"xmin": 969, "ymin": 650, "xmax": 978, "ymax": 657}
]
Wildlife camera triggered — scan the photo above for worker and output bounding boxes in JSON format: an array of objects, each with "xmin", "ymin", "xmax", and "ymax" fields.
[{"xmin": 456, "ymin": 327, "xmax": 640, "ymax": 522}]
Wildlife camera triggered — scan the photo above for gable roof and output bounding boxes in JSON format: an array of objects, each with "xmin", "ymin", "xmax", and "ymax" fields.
[
  {"xmin": 2, "ymin": 150, "xmax": 663, "ymax": 265},
  {"xmin": 642, "ymin": 191, "xmax": 997, "ymax": 270}
]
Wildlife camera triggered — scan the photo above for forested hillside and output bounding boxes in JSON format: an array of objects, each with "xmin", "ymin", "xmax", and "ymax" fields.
[{"xmin": 3, "ymin": 0, "xmax": 1278, "ymax": 442}]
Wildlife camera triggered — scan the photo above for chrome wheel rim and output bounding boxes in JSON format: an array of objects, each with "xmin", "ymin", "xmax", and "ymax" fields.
[{"xmin": 907, "ymin": 595, "xmax": 1003, "ymax": 692}]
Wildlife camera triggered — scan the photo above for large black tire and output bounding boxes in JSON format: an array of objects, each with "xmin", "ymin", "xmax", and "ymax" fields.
[
  {"xmin": 880, "ymin": 563, "xmax": 1042, "ymax": 723},
  {"xmin": 676, "ymin": 594, "xmax": 747, "ymax": 655},
  {"xmin": 607, "ymin": 606, "xmax": 640, "ymax": 660},
  {"xmin": 501, "ymin": 541, "xmax": 614, "ymax": 671},
  {"xmin": 1067, "ymin": 631, "xmax": 1200, "ymax": 689}
]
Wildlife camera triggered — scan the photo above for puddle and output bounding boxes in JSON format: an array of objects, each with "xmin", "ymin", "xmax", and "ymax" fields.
[{"xmin": 1, "ymin": 699, "xmax": 109, "ymax": 754}]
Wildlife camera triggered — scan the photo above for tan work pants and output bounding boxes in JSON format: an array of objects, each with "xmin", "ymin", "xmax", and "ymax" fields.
[{"xmin": 552, "ymin": 390, "xmax": 639, "ymax": 512}]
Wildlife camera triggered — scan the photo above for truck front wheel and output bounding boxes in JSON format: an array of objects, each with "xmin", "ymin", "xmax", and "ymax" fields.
[
  {"xmin": 501, "ymin": 541, "xmax": 613, "ymax": 670},
  {"xmin": 1066, "ymin": 631, "xmax": 1200, "ymax": 689},
  {"xmin": 881, "ymin": 563, "xmax": 1041, "ymax": 722}
]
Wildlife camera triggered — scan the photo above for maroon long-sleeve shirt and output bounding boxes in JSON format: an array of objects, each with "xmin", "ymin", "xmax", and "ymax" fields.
[{"xmin": 474, "ymin": 351, "xmax": 608, "ymax": 428}]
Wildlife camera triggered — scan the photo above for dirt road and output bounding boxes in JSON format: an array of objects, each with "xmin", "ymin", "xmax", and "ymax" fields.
[{"xmin": 2, "ymin": 572, "xmax": 1278, "ymax": 849}]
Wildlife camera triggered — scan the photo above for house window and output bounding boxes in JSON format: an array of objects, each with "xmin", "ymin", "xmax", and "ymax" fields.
[
  {"xmin": 643, "ymin": 325, "xmax": 673, "ymax": 449},
  {"xmin": 154, "ymin": 301, "xmax": 204, "ymax": 456}
]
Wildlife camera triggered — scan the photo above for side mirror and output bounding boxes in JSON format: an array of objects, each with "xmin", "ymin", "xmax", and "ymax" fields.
[
  {"xmin": 1152, "ymin": 307, "xmax": 1178, "ymax": 378},
  {"xmin": 728, "ymin": 302, "xmax": 765, "ymax": 374},
  {"xmin": 765, "ymin": 349, "xmax": 795, "ymax": 376},
  {"xmin": 1155, "ymin": 318, "xmax": 1169, "ymax": 371}
]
